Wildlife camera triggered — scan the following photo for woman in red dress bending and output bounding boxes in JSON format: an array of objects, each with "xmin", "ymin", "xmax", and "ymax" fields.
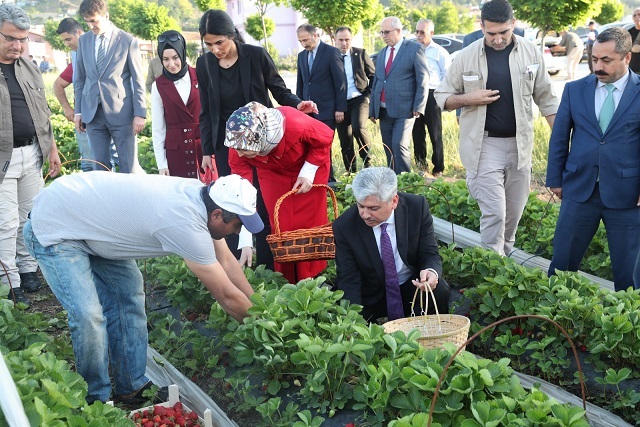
[
  {"xmin": 151, "ymin": 30, "xmax": 202, "ymax": 178},
  {"xmin": 225, "ymin": 102, "xmax": 334, "ymax": 283}
]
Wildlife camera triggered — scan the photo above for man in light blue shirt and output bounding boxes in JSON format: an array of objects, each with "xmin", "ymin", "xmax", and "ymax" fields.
[{"xmin": 411, "ymin": 19, "xmax": 450, "ymax": 176}]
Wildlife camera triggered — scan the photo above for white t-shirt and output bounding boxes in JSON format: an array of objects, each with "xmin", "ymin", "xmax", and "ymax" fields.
[{"xmin": 31, "ymin": 172, "xmax": 217, "ymax": 265}]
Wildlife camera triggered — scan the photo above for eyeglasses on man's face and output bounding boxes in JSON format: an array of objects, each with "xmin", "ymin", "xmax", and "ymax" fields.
[
  {"xmin": 415, "ymin": 30, "xmax": 426, "ymax": 35},
  {"xmin": 0, "ymin": 31, "xmax": 29, "ymax": 44},
  {"xmin": 379, "ymin": 29, "xmax": 399, "ymax": 36}
]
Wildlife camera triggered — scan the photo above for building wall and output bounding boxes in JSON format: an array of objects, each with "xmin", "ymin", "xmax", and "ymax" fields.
[{"xmin": 226, "ymin": 0, "xmax": 304, "ymax": 57}]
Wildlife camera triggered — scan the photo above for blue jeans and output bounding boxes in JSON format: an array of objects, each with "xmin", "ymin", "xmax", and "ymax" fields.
[
  {"xmin": 23, "ymin": 219, "xmax": 148, "ymax": 402},
  {"xmin": 76, "ymin": 130, "xmax": 94, "ymax": 173}
]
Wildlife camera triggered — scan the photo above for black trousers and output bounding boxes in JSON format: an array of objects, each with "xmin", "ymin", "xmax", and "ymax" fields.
[
  {"xmin": 362, "ymin": 277, "xmax": 451, "ymax": 323},
  {"xmin": 412, "ymin": 89, "xmax": 444, "ymax": 173},
  {"xmin": 336, "ymin": 95, "xmax": 371, "ymax": 173}
]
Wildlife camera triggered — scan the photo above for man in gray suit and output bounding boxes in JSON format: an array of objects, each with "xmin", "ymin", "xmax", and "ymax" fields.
[
  {"xmin": 369, "ymin": 16, "xmax": 429, "ymax": 174},
  {"xmin": 74, "ymin": 0, "xmax": 146, "ymax": 173}
]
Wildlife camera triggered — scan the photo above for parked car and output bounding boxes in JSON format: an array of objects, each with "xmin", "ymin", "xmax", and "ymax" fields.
[{"xmin": 432, "ymin": 35, "xmax": 464, "ymax": 55}]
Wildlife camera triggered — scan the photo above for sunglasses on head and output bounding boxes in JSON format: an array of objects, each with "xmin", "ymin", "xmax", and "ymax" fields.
[{"xmin": 158, "ymin": 33, "xmax": 181, "ymax": 43}]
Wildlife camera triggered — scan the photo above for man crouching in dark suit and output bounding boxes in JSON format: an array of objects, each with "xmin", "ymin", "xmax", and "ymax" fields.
[{"xmin": 333, "ymin": 167, "xmax": 450, "ymax": 322}]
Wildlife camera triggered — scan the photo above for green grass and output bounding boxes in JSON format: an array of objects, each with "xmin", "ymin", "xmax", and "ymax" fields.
[{"xmin": 329, "ymin": 109, "xmax": 553, "ymax": 189}]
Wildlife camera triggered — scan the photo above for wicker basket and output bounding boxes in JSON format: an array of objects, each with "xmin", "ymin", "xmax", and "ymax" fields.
[
  {"xmin": 383, "ymin": 286, "xmax": 470, "ymax": 350},
  {"xmin": 266, "ymin": 184, "xmax": 338, "ymax": 263}
]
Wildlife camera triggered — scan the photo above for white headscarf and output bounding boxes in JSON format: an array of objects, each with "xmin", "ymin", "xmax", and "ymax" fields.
[{"xmin": 224, "ymin": 102, "xmax": 285, "ymax": 156}]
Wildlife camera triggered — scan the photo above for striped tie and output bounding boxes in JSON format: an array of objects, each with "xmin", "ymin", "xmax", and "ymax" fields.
[{"xmin": 96, "ymin": 34, "xmax": 105, "ymax": 72}]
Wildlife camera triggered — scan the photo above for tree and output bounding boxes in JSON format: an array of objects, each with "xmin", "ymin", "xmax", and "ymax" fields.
[
  {"xmin": 387, "ymin": 0, "xmax": 411, "ymax": 31},
  {"xmin": 158, "ymin": 0, "xmax": 196, "ymax": 23},
  {"xmin": 129, "ymin": 1, "xmax": 180, "ymax": 45},
  {"xmin": 434, "ymin": 1, "xmax": 459, "ymax": 34},
  {"xmin": 193, "ymin": 0, "xmax": 225, "ymax": 12},
  {"xmin": 44, "ymin": 19, "xmax": 67, "ymax": 52},
  {"xmin": 108, "ymin": 0, "xmax": 139, "ymax": 34},
  {"xmin": 249, "ymin": 0, "xmax": 284, "ymax": 51},
  {"xmin": 245, "ymin": 13, "xmax": 275, "ymax": 44},
  {"xmin": 510, "ymin": 0, "xmax": 599, "ymax": 52},
  {"xmin": 593, "ymin": 0, "xmax": 624, "ymax": 25},
  {"xmin": 288, "ymin": 0, "xmax": 383, "ymax": 43}
]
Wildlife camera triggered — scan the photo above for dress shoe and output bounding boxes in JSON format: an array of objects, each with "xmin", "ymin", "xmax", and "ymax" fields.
[
  {"xmin": 116, "ymin": 381, "xmax": 169, "ymax": 405},
  {"xmin": 9, "ymin": 287, "xmax": 30, "ymax": 308},
  {"xmin": 19, "ymin": 272, "xmax": 41, "ymax": 293}
]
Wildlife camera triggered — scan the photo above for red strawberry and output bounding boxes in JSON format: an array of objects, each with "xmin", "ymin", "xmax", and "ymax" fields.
[
  {"xmin": 175, "ymin": 417, "xmax": 187, "ymax": 427},
  {"xmin": 143, "ymin": 421, "xmax": 154, "ymax": 427}
]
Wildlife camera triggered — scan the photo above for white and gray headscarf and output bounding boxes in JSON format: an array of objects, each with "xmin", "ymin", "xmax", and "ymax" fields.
[{"xmin": 224, "ymin": 102, "xmax": 285, "ymax": 156}]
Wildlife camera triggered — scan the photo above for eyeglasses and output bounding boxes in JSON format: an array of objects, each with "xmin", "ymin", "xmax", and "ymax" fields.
[
  {"xmin": 379, "ymin": 29, "xmax": 398, "ymax": 36},
  {"xmin": 158, "ymin": 33, "xmax": 181, "ymax": 43},
  {"xmin": 415, "ymin": 30, "xmax": 426, "ymax": 35},
  {"xmin": 0, "ymin": 31, "xmax": 29, "ymax": 44}
]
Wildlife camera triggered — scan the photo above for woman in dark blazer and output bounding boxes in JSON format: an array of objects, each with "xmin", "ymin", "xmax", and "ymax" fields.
[{"xmin": 196, "ymin": 9, "xmax": 317, "ymax": 268}]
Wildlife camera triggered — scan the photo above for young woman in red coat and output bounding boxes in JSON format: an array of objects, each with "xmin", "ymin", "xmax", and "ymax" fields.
[
  {"xmin": 151, "ymin": 30, "xmax": 202, "ymax": 178},
  {"xmin": 225, "ymin": 102, "xmax": 334, "ymax": 283}
]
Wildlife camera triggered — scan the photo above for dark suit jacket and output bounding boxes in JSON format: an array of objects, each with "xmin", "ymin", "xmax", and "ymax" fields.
[
  {"xmin": 369, "ymin": 39, "xmax": 428, "ymax": 119},
  {"xmin": 347, "ymin": 46, "xmax": 375, "ymax": 97},
  {"xmin": 74, "ymin": 26, "xmax": 146, "ymax": 125},
  {"xmin": 197, "ymin": 43, "xmax": 302, "ymax": 155},
  {"xmin": 546, "ymin": 71, "xmax": 640, "ymax": 209},
  {"xmin": 333, "ymin": 192, "xmax": 447, "ymax": 315},
  {"xmin": 296, "ymin": 41, "xmax": 347, "ymax": 122}
]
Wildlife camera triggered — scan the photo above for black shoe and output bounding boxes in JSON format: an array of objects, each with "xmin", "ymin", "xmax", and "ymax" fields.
[
  {"xmin": 9, "ymin": 287, "xmax": 30, "ymax": 308},
  {"xmin": 116, "ymin": 381, "xmax": 169, "ymax": 405},
  {"xmin": 20, "ymin": 272, "xmax": 41, "ymax": 293}
]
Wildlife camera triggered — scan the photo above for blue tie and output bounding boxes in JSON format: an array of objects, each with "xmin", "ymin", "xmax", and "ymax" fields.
[
  {"xmin": 380, "ymin": 223, "xmax": 404, "ymax": 320},
  {"xmin": 308, "ymin": 50, "xmax": 314, "ymax": 72},
  {"xmin": 599, "ymin": 84, "xmax": 615, "ymax": 133},
  {"xmin": 96, "ymin": 34, "xmax": 105, "ymax": 73}
]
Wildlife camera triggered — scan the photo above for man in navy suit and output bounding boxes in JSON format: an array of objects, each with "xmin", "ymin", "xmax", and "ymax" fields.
[
  {"xmin": 546, "ymin": 27, "xmax": 640, "ymax": 291},
  {"xmin": 334, "ymin": 26, "xmax": 375, "ymax": 173},
  {"xmin": 333, "ymin": 167, "xmax": 450, "ymax": 323},
  {"xmin": 74, "ymin": 0, "xmax": 146, "ymax": 173},
  {"xmin": 369, "ymin": 16, "xmax": 429, "ymax": 174},
  {"xmin": 296, "ymin": 24, "xmax": 346, "ymax": 130}
]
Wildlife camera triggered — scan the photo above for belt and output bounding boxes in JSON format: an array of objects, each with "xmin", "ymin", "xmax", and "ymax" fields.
[
  {"xmin": 483, "ymin": 130, "xmax": 516, "ymax": 138},
  {"xmin": 14, "ymin": 135, "xmax": 37, "ymax": 148}
]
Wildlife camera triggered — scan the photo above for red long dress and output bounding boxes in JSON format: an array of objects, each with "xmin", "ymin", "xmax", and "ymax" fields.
[
  {"xmin": 156, "ymin": 67, "xmax": 203, "ymax": 178},
  {"xmin": 228, "ymin": 107, "xmax": 334, "ymax": 283}
]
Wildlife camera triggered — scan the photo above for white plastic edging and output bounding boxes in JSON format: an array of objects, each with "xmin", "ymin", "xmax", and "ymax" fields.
[
  {"xmin": 145, "ymin": 346, "xmax": 239, "ymax": 427},
  {"xmin": 432, "ymin": 216, "xmax": 615, "ymax": 292},
  {"xmin": 0, "ymin": 349, "xmax": 30, "ymax": 427}
]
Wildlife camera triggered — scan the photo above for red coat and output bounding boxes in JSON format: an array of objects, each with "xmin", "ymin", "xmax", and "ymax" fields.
[
  {"xmin": 229, "ymin": 106, "xmax": 334, "ymax": 283},
  {"xmin": 156, "ymin": 67, "xmax": 202, "ymax": 178}
]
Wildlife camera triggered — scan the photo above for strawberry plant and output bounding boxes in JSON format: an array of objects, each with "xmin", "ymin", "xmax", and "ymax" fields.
[{"xmin": 2, "ymin": 343, "xmax": 134, "ymax": 426}]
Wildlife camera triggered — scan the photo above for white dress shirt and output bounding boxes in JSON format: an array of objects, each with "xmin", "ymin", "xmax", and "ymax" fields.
[
  {"xmin": 594, "ymin": 70, "xmax": 629, "ymax": 120},
  {"xmin": 343, "ymin": 52, "xmax": 362, "ymax": 100},
  {"xmin": 423, "ymin": 41, "xmax": 451, "ymax": 89},
  {"xmin": 372, "ymin": 211, "xmax": 412, "ymax": 284},
  {"xmin": 95, "ymin": 25, "xmax": 115, "ymax": 61}
]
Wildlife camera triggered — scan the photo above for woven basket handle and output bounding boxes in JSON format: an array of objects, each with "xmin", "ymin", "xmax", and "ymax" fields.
[
  {"xmin": 409, "ymin": 285, "xmax": 441, "ymax": 324},
  {"xmin": 271, "ymin": 184, "xmax": 339, "ymax": 236}
]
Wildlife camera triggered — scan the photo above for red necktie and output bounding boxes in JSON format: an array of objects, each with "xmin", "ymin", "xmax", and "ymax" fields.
[{"xmin": 381, "ymin": 46, "xmax": 394, "ymax": 103}]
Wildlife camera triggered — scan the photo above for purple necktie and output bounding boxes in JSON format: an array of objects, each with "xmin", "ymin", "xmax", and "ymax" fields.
[{"xmin": 380, "ymin": 223, "xmax": 404, "ymax": 320}]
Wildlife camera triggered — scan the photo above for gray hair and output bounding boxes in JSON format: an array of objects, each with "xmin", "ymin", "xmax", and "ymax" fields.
[
  {"xmin": 351, "ymin": 167, "xmax": 398, "ymax": 203},
  {"xmin": 416, "ymin": 19, "xmax": 434, "ymax": 32},
  {"xmin": 595, "ymin": 27, "xmax": 632, "ymax": 56},
  {"xmin": 383, "ymin": 17, "xmax": 403, "ymax": 31},
  {"xmin": 0, "ymin": 4, "xmax": 31, "ymax": 30}
]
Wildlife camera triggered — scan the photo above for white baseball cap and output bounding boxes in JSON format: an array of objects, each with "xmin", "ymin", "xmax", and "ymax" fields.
[{"xmin": 208, "ymin": 175, "xmax": 264, "ymax": 234}]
